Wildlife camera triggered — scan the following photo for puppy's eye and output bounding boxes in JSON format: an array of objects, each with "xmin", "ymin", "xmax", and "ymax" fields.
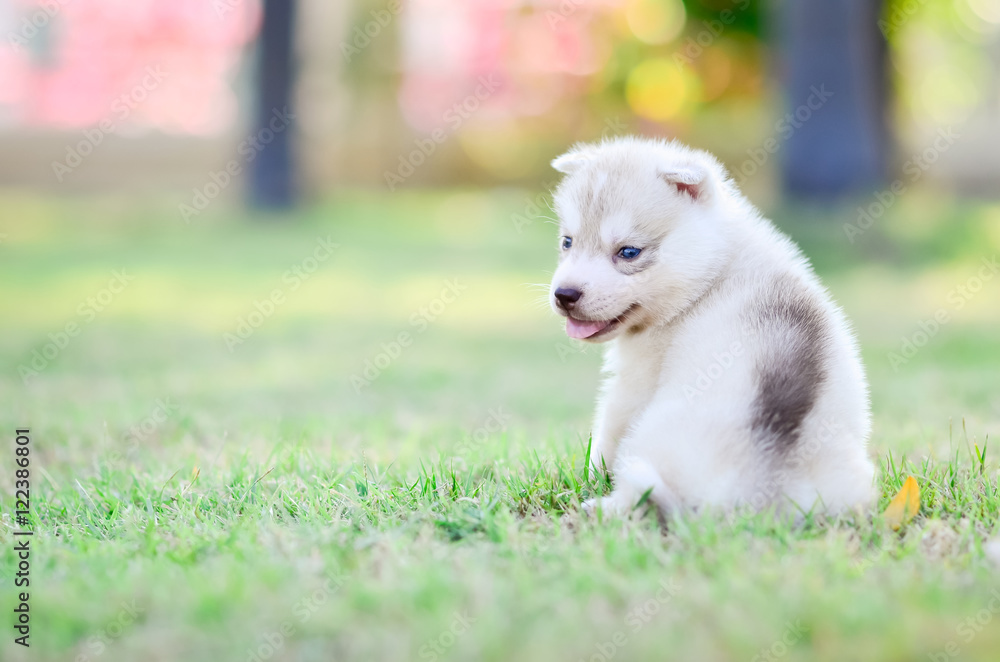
[
  {"xmin": 618, "ymin": 246, "xmax": 641, "ymax": 260},
  {"xmin": 561, "ymin": 236, "xmax": 572, "ymax": 250}
]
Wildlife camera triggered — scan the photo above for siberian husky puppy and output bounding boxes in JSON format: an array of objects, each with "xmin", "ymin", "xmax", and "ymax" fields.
[{"xmin": 548, "ymin": 137, "xmax": 874, "ymax": 518}]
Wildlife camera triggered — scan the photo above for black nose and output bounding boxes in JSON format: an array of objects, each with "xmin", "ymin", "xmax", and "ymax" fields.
[{"xmin": 554, "ymin": 287, "xmax": 583, "ymax": 310}]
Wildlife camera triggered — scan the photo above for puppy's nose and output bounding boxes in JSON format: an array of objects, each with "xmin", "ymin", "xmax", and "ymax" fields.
[{"xmin": 554, "ymin": 287, "xmax": 583, "ymax": 310}]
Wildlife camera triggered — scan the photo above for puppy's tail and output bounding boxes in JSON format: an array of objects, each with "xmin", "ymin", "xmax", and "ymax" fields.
[{"xmin": 617, "ymin": 457, "xmax": 677, "ymax": 516}]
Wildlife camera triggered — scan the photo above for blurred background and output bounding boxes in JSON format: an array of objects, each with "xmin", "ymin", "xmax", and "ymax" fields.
[{"xmin": 1, "ymin": 0, "xmax": 999, "ymax": 201}]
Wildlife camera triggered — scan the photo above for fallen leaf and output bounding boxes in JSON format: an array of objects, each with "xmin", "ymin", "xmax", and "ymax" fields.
[{"xmin": 883, "ymin": 475, "xmax": 920, "ymax": 530}]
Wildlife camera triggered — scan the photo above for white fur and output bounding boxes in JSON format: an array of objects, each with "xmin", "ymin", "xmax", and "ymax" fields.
[{"xmin": 548, "ymin": 137, "xmax": 875, "ymax": 518}]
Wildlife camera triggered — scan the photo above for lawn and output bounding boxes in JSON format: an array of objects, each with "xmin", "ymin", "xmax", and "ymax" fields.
[{"xmin": 1, "ymin": 189, "xmax": 999, "ymax": 661}]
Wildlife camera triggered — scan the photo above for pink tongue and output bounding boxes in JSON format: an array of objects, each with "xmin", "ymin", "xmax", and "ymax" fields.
[{"xmin": 566, "ymin": 317, "xmax": 611, "ymax": 339}]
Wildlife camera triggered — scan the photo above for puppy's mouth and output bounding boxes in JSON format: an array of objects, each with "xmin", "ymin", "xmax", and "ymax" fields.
[{"xmin": 565, "ymin": 304, "xmax": 639, "ymax": 340}]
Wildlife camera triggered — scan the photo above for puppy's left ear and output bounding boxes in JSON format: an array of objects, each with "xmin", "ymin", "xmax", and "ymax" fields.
[
  {"xmin": 551, "ymin": 145, "xmax": 594, "ymax": 174},
  {"xmin": 659, "ymin": 165, "xmax": 709, "ymax": 201}
]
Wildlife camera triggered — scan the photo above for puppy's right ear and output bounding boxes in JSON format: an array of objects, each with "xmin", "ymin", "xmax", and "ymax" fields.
[
  {"xmin": 659, "ymin": 165, "xmax": 709, "ymax": 201},
  {"xmin": 551, "ymin": 145, "xmax": 593, "ymax": 174}
]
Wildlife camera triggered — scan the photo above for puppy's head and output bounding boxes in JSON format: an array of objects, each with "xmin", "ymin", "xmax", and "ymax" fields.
[{"xmin": 549, "ymin": 137, "xmax": 731, "ymax": 342}]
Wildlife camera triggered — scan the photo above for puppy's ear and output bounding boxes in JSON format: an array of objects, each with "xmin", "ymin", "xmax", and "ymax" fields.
[
  {"xmin": 551, "ymin": 146, "xmax": 593, "ymax": 174},
  {"xmin": 659, "ymin": 165, "xmax": 709, "ymax": 201}
]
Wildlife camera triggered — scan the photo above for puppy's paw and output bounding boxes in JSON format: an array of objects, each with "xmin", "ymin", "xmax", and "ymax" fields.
[{"xmin": 582, "ymin": 492, "xmax": 638, "ymax": 518}]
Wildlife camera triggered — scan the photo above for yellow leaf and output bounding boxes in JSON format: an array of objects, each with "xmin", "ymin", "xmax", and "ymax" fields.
[{"xmin": 883, "ymin": 476, "xmax": 920, "ymax": 530}]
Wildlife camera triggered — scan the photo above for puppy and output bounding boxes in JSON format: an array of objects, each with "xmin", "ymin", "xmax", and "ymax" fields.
[{"xmin": 548, "ymin": 137, "xmax": 875, "ymax": 518}]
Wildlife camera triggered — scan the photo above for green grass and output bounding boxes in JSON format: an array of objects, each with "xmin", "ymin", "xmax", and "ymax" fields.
[{"xmin": 1, "ymin": 189, "xmax": 999, "ymax": 661}]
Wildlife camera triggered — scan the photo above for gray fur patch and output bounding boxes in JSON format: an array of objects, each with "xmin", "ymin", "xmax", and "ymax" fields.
[
  {"xmin": 582, "ymin": 170, "xmax": 609, "ymax": 224},
  {"xmin": 746, "ymin": 277, "xmax": 829, "ymax": 456}
]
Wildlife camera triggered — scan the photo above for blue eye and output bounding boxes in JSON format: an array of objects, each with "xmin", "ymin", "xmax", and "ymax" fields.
[
  {"xmin": 561, "ymin": 236, "xmax": 572, "ymax": 250},
  {"xmin": 618, "ymin": 246, "xmax": 641, "ymax": 260}
]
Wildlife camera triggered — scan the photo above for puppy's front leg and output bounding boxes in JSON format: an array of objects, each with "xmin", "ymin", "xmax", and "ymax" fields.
[
  {"xmin": 583, "ymin": 454, "xmax": 678, "ymax": 518},
  {"xmin": 588, "ymin": 375, "xmax": 629, "ymax": 476}
]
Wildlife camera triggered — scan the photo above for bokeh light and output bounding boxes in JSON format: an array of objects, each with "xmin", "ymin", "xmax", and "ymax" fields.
[
  {"xmin": 626, "ymin": 58, "xmax": 694, "ymax": 121},
  {"xmin": 967, "ymin": 0, "xmax": 1000, "ymax": 26},
  {"xmin": 625, "ymin": 0, "xmax": 686, "ymax": 45}
]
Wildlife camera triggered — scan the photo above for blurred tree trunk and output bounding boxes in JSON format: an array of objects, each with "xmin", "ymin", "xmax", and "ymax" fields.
[
  {"xmin": 251, "ymin": 0, "xmax": 298, "ymax": 209},
  {"xmin": 780, "ymin": 0, "xmax": 888, "ymax": 199}
]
